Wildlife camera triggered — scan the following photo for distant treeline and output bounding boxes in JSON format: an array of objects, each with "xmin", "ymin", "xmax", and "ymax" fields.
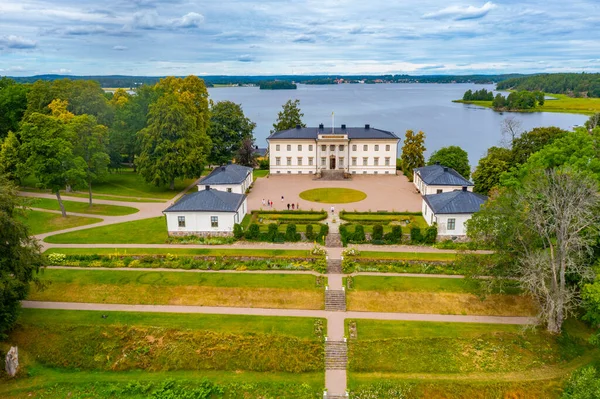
[
  {"xmin": 259, "ymin": 81, "xmax": 297, "ymax": 90},
  {"xmin": 497, "ymin": 73, "xmax": 600, "ymax": 98},
  {"xmin": 462, "ymin": 88, "xmax": 494, "ymax": 101},
  {"xmin": 8, "ymin": 73, "xmax": 524, "ymax": 88}
]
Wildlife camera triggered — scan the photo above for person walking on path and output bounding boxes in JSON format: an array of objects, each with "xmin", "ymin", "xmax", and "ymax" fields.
[
  {"xmin": 292, "ymin": 203, "xmax": 295, "ymax": 210},
  {"xmin": 287, "ymin": 203, "xmax": 290, "ymax": 210},
  {"xmin": 331, "ymin": 206, "xmax": 335, "ymax": 215},
  {"xmin": 262, "ymin": 199, "xmax": 265, "ymax": 206},
  {"xmin": 297, "ymin": 203, "xmax": 300, "ymax": 210},
  {"xmin": 281, "ymin": 195, "xmax": 284, "ymax": 202}
]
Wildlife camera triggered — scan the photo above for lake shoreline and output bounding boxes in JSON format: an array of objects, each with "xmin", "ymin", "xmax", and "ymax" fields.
[{"xmin": 453, "ymin": 94, "xmax": 600, "ymax": 116}]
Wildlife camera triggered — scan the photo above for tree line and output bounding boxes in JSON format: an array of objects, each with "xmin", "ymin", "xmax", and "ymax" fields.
[
  {"xmin": 491, "ymin": 90, "xmax": 544, "ymax": 110},
  {"xmin": 462, "ymin": 88, "xmax": 494, "ymax": 101},
  {"xmin": 497, "ymin": 72, "xmax": 600, "ymax": 98}
]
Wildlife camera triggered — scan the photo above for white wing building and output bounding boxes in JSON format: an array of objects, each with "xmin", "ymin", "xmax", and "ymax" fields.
[{"xmin": 267, "ymin": 124, "xmax": 399, "ymax": 175}]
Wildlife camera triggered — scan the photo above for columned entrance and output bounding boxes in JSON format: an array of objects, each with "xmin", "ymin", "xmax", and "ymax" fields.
[{"xmin": 329, "ymin": 156, "xmax": 336, "ymax": 170}]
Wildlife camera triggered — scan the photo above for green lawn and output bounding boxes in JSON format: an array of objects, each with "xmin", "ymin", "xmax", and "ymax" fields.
[
  {"xmin": 19, "ymin": 210, "xmax": 102, "ymax": 235},
  {"xmin": 44, "ymin": 216, "xmax": 168, "ymax": 244},
  {"xmin": 29, "ymin": 197, "xmax": 139, "ymax": 216},
  {"xmin": 455, "ymin": 94, "xmax": 600, "ymax": 116},
  {"xmin": 21, "ymin": 168, "xmax": 198, "ymax": 200},
  {"xmin": 299, "ymin": 188, "xmax": 367, "ymax": 203},
  {"xmin": 255, "ymin": 212, "xmax": 327, "ymax": 221},
  {"xmin": 350, "ymin": 275, "xmax": 500, "ymax": 293},
  {"xmin": 355, "ymin": 251, "xmax": 457, "ymax": 261},
  {"xmin": 340, "ymin": 212, "xmax": 427, "ymax": 229},
  {"xmin": 44, "ymin": 247, "xmax": 317, "ymax": 258},
  {"xmin": 254, "ymin": 170, "xmax": 270, "ymax": 178}
]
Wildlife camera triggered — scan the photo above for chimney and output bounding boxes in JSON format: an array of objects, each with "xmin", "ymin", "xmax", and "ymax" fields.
[
  {"xmin": 205, "ymin": 185, "xmax": 210, "ymax": 190},
  {"xmin": 435, "ymin": 161, "xmax": 440, "ymax": 165},
  {"xmin": 462, "ymin": 186, "xmax": 468, "ymax": 192},
  {"xmin": 319, "ymin": 123, "xmax": 324, "ymax": 130},
  {"xmin": 443, "ymin": 167, "xmax": 448, "ymax": 172},
  {"xmin": 296, "ymin": 124, "xmax": 301, "ymax": 129},
  {"xmin": 365, "ymin": 124, "xmax": 370, "ymax": 129},
  {"xmin": 341, "ymin": 124, "xmax": 346, "ymax": 130}
]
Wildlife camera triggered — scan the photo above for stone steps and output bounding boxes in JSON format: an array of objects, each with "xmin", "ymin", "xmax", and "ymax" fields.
[
  {"xmin": 326, "ymin": 233, "xmax": 343, "ymax": 248},
  {"xmin": 325, "ymin": 290, "xmax": 346, "ymax": 311},
  {"xmin": 325, "ymin": 341, "xmax": 348, "ymax": 370},
  {"xmin": 319, "ymin": 170, "xmax": 347, "ymax": 181},
  {"xmin": 327, "ymin": 259, "xmax": 342, "ymax": 273}
]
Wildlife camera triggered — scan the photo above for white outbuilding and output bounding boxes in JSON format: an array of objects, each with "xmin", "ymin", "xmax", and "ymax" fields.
[
  {"xmin": 422, "ymin": 187, "xmax": 487, "ymax": 237},
  {"xmin": 163, "ymin": 187, "xmax": 247, "ymax": 237},
  {"xmin": 197, "ymin": 164, "xmax": 253, "ymax": 194},
  {"xmin": 413, "ymin": 163, "xmax": 474, "ymax": 195}
]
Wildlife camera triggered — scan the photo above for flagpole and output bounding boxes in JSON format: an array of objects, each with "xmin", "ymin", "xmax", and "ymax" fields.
[{"xmin": 331, "ymin": 112, "xmax": 334, "ymax": 134}]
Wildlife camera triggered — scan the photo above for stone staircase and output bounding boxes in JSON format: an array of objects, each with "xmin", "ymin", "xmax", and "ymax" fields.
[
  {"xmin": 327, "ymin": 259, "xmax": 342, "ymax": 273},
  {"xmin": 325, "ymin": 340, "xmax": 348, "ymax": 370},
  {"xmin": 326, "ymin": 233, "xmax": 342, "ymax": 247},
  {"xmin": 319, "ymin": 170, "xmax": 347, "ymax": 180},
  {"xmin": 325, "ymin": 290, "xmax": 346, "ymax": 311}
]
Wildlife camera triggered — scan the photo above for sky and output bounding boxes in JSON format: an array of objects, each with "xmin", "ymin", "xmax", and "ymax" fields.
[{"xmin": 0, "ymin": 0, "xmax": 599, "ymax": 76}]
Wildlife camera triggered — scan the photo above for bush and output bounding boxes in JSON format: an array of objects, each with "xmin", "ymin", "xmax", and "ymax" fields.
[
  {"xmin": 384, "ymin": 225, "xmax": 402, "ymax": 243},
  {"xmin": 305, "ymin": 224, "xmax": 314, "ymax": 240},
  {"xmin": 372, "ymin": 224, "xmax": 384, "ymax": 241},
  {"xmin": 562, "ymin": 366, "xmax": 600, "ymax": 399},
  {"xmin": 246, "ymin": 224, "xmax": 260, "ymax": 240},
  {"xmin": 259, "ymin": 158, "xmax": 269, "ymax": 170},
  {"xmin": 423, "ymin": 224, "xmax": 437, "ymax": 244},
  {"xmin": 267, "ymin": 223, "xmax": 279, "ymax": 242},
  {"xmin": 317, "ymin": 224, "xmax": 329, "ymax": 244},
  {"xmin": 352, "ymin": 225, "xmax": 366, "ymax": 242},
  {"xmin": 233, "ymin": 224, "xmax": 244, "ymax": 239},
  {"xmin": 410, "ymin": 227, "xmax": 423, "ymax": 244},
  {"xmin": 285, "ymin": 224, "xmax": 301, "ymax": 242}
]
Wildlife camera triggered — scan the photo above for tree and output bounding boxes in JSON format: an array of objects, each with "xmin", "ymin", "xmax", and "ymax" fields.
[
  {"xmin": 427, "ymin": 145, "xmax": 470, "ymax": 178},
  {"xmin": 236, "ymin": 137, "xmax": 257, "ymax": 167},
  {"xmin": 207, "ymin": 101, "xmax": 256, "ymax": 165},
  {"xmin": 0, "ymin": 77, "xmax": 29, "ymax": 140},
  {"xmin": 70, "ymin": 114, "xmax": 110, "ymax": 205},
  {"xmin": 136, "ymin": 77, "xmax": 210, "ymax": 189},
  {"xmin": 0, "ymin": 175, "xmax": 43, "ymax": 338},
  {"xmin": 471, "ymin": 147, "xmax": 512, "ymax": 195},
  {"xmin": 510, "ymin": 126, "xmax": 568, "ymax": 165},
  {"xmin": 271, "ymin": 99, "xmax": 305, "ymax": 133},
  {"xmin": 584, "ymin": 113, "xmax": 600, "ymax": 131},
  {"xmin": 18, "ymin": 111, "xmax": 86, "ymax": 216},
  {"xmin": 500, "ymin": 116, "xmax": 523, "ymax": 149},
  {"xmin": 466, "ymin": 168, "xmax": 600, "ymax": 333},
  {"xmin": 400, "ymin": 130, "xmax": 426, "ymax": 181},
  {"xmin": 0, "ymin": 131, "xmax": 21, "ymax": 182}
]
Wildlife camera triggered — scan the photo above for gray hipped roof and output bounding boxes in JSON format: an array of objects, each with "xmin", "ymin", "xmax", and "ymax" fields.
[
  {"xmin": 268, "ymin": 126, "xmax": 398, "ymax": 140},
  {"xmin": 414, "ymin": 164, "xmax": 473, "ymax": 186},
  {"xmin": 163, "ymin": 188, "xmax": 245, "ymax": 213},
  {"xmin": 423, "ymin": 189, "xmax": 487, "ymax": 215},
  {"xmin": 199, "ymin": 164, "xmax": 252, "ymax": 185}
]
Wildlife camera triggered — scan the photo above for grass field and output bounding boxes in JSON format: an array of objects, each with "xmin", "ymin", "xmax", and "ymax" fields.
[
  {"xmin": 299, "ymin": 188, "xmax": 367, "ymax": 203},
  {"xmin": 44, "ymin": 216, "xmax": 168, "ymax": 244},
  {"xmin": 21, "ymin": 168, "xmax": 197, "ymax": 200},
  {"xmin": 340, "ymin": 212, "xmax": 427, "ymax": 229},
  {"xmin": 30, "ymin": 268, "xmax": 325, "ymax": 309},
  {"xmin": 44, "ymin": 247, "xmax": 317, "ymax": 258},
  {"xmin": 29, "ymin": 197, "xmax": 139, "ymax": 216},
  {"xmin": 346, "ymin": 276, "xmax": 536, "ymax": 316},
  {"xmin": 19, "ymin": 210, "xmax": 102, "ymax": 235},
  {"xmin": 1, "ymin": 309, "xmax": 324, "ymax": 398},
  {"xmin": 254, "ymin": 170, "xmax": 269, "ymax": 179},
  {"xmin": 355, "ymin": 251, "xmax": 457, "ymax": 261},
  {"xmin": 347, "ymin": 319, "xmax": 595, "ymax": 398},
  {"xmin": 455, "ymin": 94, "xmax": 600, "ymax": 115}
]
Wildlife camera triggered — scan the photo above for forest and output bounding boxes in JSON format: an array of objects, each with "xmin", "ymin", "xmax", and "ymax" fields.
[
  {"xmin": 497, "ymin": 73, "xmax": 600, "ymax": 98},
  {"xmin": 259, "ymin": 81, "xmax": 297, "ymax": 90}
]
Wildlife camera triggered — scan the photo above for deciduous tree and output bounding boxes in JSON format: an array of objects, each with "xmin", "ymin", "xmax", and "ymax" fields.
[
  {"xmin": 427, "ymin": 145, "xmax": 470, "ymax": 178},
  {"xmin": 400, "ymin": 130, "xmax": 426, "ymax": 181},
  {"xmin": 271, "ymin": 99, "xmax": 305, "ymax": 133},
  {"xmin": 0, "ymin": 131, "xmax": 21, "ymax": 182},
  {"xmin": 0, "ymin": 77, "xmax": 29, "ymax": 140},
  {"xmin": 236, "ymin": 137, "xmax": 257, "ymax": 167},
  {"xmin": 207, "ymin": 101, "xmax": 256, "ymax": 165}
]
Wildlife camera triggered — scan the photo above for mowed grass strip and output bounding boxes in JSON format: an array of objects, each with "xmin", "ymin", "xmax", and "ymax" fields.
[
  {"xmin": 299, "ymin": 188, "xmax": 367, "ymax": 203},
  {"xmin": 30, "ymin": 269, "xmax": 324, "ymax": 309},
  {"xmin": 19, "ymin": 210, "xmax": 102, "ymax": 235},
  {"xmin": 43, "ymin": 247, "xmax": 316, "ymax": 258},
  {"xmin": 29, "ymin": 197, "xmax": 139, "ymax": 216},
  {"xmin": 356, "ymin": 251, "xmax": 458, "ymax": 262},
  {"xmin": 44, "ymin": 217, "xmax": 167, "ymax": 244},
  {"xmin": 347, "ymin": 319, "xmax": 593, "ymax": 374},
  {"xmin": 347, "ymin": 276, "xmax": 536, "ymax": 316}
]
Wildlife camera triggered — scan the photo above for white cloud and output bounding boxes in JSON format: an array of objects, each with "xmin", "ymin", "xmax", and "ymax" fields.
[
  {"xmin": 237, "ymin": 54, "xmax": 255, "ymax": 62},
  {"xmin": 171, "ymin": 12, "xmax": 204, "ymax": 28},
  {"xmin": 51, "ymin": 68, "xmax": 72, "ymax": 73},
  {"xmin": 0, "ymin": 66, "xmax": 25, "ymax": 72},
  {"xmin": 113, "ymin": 45, "xmax": 128, "ymax": 51},
  {"xmin": 423, "ymin": 2, "xmax": 497, "ymax": 21},
  {"xmin": 131, "ymin": 10, "xmax": 161, "ymax": 29},
  {"xmin": 0, "ymin": 35, "xmax": 36, "ymax": 49}
]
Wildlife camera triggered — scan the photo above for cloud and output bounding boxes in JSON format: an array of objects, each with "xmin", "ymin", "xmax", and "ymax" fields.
[
  {"xmin": 0, "ymin": 66, "xmax": 25, "ymax": 72},
  {"xmin": 171, "ymin": 12, "xmax": 204, "ymax": 28},
  {"xmin": 51, "ymin": 68, "xmax": 72, "ymax": 74},
  {"xmin": 237, "ymin": 54, "xmax": 255, "ymax": 62},
  {"xmin": 131, "ymin": 10, "xmax": 161, "ymax": 29},
  {"xmin": 422, "ymin": 2, "xmax": 497, "ymax": 21},
  {"xmin": 293, "ymin": 34, "xmax": 315, "ymax": 43},
  {"xmin": 0, "ymin": 35, "xmax": 37, "ymax": 49},
  {"xmin": 113, "ymin": 45, "xmax": 128, "ymax": 51},
  {"xmin": 62, "ymin": 25, "xmax": 108, "ymax": 35}
]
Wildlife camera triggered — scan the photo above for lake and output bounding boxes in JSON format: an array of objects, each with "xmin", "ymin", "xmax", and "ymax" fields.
[{"xmin": 208, "ymin": 83, "xmax": 587, "ymax": 165}]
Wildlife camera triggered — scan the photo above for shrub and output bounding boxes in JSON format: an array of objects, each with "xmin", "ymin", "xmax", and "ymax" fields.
[
  {"xmin": 233, "ymin": 224, "xmax": 244, "ymax": 239},
  {"xmin": 423, "ymin": 224, "xmax": 438, "ymax": 244},
  {"xmin": 410, "ymin": 227, "xmax": 423, "ymax": 244},
  {"xmin": 246, "ymin": 223, "xmax": 260, "ymax": 240},
  {"xmin": 384, "ymin": 225, "xmax": 402, "ymax": 243},
  {"xmin": 562, "ymin": 366, "xmax": 600, "ymax": 399},
  {"xmin": 316, "ymin": 224, "xmax": 329, "ymax": 244},
  {"xmin": 258, "ymin": 158, "xmax": 269, "ymax": 170},
  {"xmin": 305, "ymin": 224, "xmax": 315, "ymax": 240},
  {"xmin": 285, "ymin": 224, "xmax": 301, "ymax": 242},
  {"xmin": 267, "ymin": 223, "xmax": 279, "ymax": 242},
  {"xmin": 352, "ymin": 225, "xmax": 366, "ymax": 242},
  {"xmin": 47, "ymin": 253, "xmax": 67, "ymax": 265},
  {"xmin": 372, "ymin": 224, "xmax": 384, "ymax": 241}
]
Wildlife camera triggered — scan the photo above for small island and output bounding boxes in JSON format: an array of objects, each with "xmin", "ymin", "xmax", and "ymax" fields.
[
  {"xmin": 455, "ymin": 89, "xmax": 546, "ymax": 112},
  {"xmin": 259, "ymin": 81, "xmax": 297, "ymax": 90}
]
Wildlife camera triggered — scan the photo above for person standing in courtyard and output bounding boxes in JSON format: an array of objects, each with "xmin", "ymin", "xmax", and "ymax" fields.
[
  {"xmin": 292, "ymin": 203, "xmax": 295, "ymax": 210},
  {"xmin": 287, "ymin": 203, "xmax": 290, "ymax": 210},
  {"xmin": 331, "ymin": 206, "xmax": 335, "ymax": 215},
  {"xmin": 281, "ymin": 195, "xmax": 284, "ymax": 202},
  {"xmin": 262, "ymin": 199, "xmax": 265, "ymax": 206}
]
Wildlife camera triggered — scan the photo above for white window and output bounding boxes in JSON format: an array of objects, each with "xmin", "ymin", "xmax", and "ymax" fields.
[
  {"xmin": 339, "ymin": 157, "xmax": 344, "ymax": 167},
  {"xmin": 352, "ymin": 157, "xmax": 357, "ymax": 166},
  {"xmin": 308, "ymin": 157, "xmax": 314, "ymax": 166},
  {"xmin": 276, "ymin": 157, "xmax": 281, "ymax": 166},
  {"xmin": 424, "ymin": 207, "xmax": 427, "ymax": 216},
  {"xmin": 287, "ymin": 144, "xmax": 291, "ymax": 151},
  {"xmin": 287, "ymin": 157, "xmax": 292, "ymax": 166},
  {"xmin": 321, "ymin": 145, "xmax": 326, "ymax": 151},
  {"xmin": 447, "ymin": 218, "xmax": 456, "ymax": 230},
  {"xmin": 309, "ymin": 145, "xmax": 313, "ymax": 151},
  {"xmin": 386, "ymin": 144, "xmax": 390, "ymax": 151},
  {"xmin": 352, "ymin": 144, "xmax": 357, "ymax": 151},
  {"xmin": 330, "ymin": 145, "xmax": 335, "ymax": 151},
  {"xmin": 375, "ymin": 145, "xmax": 379, "ymax": 151},
  {"xmin": 385, "ymin": 157, "xmax": 390, "ymax": 166},
  {"xmin": 374, "ymin": 157, "xmax": 379, "ymax": 166},
  {"xmin": 363, "ymin": 157, "xmax": 368, "ymax": 166},
  {"xmin": 211, "ymin": 216, "xmax": 219, "ymax": 228},
  {"xmin": 227, "ymin": 188, "xmax": 232, "ymax": 193},
  {"xmin": 339, "ymin": 145, "xmax": 344, "ymax": 151},
  {"xmin": 298, "ymin": 145, "xmax": 302, "ymax": 151},
  {"xmin": 363, "ymin": 144, "xmax": 368, "ymax": 151},
  {"xmin": 437, "ymin": 189, "xmax": 443, "ymax": 194},
  {"xmin": 276, "ymin": 144, "xmax": 280, "ymax": 151},
  {"xmin": 297, "ymin": 157, "xmax": 302, "ymax": 166},
  {"xmin": 321, "ymin": 157, "xmax": 326, "ymax": 166},
  {"xmin": 177, "ymin": 216, "xmax": 185, "ymax": 227}
]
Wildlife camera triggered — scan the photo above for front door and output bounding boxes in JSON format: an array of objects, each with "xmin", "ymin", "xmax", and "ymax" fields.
[{"xmin": 329, "ymin": 156, "xmax": 336, "ymax": 170}]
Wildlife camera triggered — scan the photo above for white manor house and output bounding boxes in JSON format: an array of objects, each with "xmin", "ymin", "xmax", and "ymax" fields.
[{"xmin": 267, "ymin": 124, "xmax": 399, "ymax": 175}]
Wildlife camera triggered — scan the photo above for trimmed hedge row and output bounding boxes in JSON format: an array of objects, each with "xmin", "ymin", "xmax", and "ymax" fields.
[
  {"xmin": 236, "ymin": 223, "xmax": 329, "ymax": 244},
  {"xmin": 342, "ymin": 258, "xmax": 465, "ymax": 275},
  {"xmin": 339, "ymin": 223, "xmax": 437, "ymax": 246}
]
